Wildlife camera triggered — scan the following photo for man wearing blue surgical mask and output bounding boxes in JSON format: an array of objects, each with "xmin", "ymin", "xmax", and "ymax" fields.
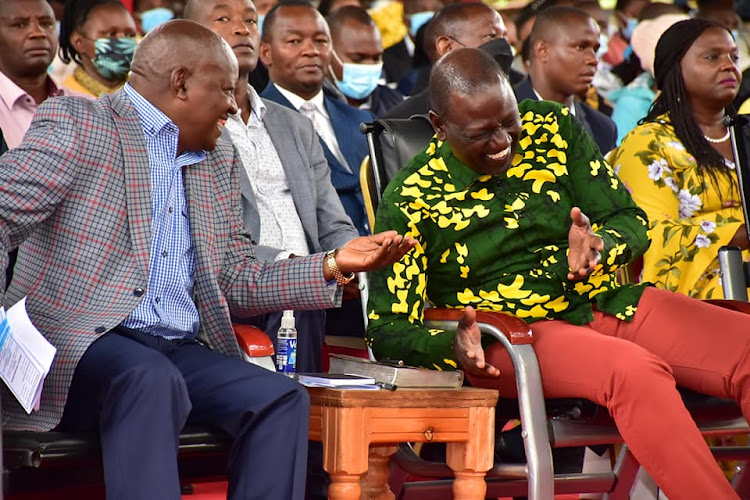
[{"xmin": 325, "ymin": 6, "xmax": 403, "ymax": 116}]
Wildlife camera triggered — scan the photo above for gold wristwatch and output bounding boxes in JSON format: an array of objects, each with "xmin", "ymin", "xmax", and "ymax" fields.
[{"xmin": 326, "ymin": 248, "xmax": 355, "ymax": 285}]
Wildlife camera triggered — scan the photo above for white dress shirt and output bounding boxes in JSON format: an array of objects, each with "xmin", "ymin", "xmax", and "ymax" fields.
[
  {"xmin": 225, "ymin": 86, "xmax": 309, "ymax": 258},
  {"xmin": 274, "ymin": 84, "xmax": 352, "ymax": 173}
]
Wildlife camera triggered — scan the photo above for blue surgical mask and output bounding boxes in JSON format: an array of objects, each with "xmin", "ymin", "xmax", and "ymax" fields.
[
  {"xmin": 409, "ymin": 11, "xmax": 434, "ymax": 37},
  {"xmin": 622, "ymin": 17, "xmax": 638, "ymax": 40},
  {"xmin": 331, "ymin": 51, "xmax": 383, "ymax": 100},
  {"xmin": 140, "ymin": 7, "xmax": 174, "ymax": 33},
  {"xmin": 258, "ymin": 14, "xmax": 265, "ymax": 33}
]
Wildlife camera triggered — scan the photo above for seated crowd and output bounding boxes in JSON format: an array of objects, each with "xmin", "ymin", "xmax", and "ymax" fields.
[{"xmin": 1, "ymin": 0, "xmax": 750, "ymax": 498}]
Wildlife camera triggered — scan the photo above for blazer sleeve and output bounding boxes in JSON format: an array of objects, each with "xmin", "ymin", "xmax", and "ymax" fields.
[{"xmin": 0, "ymin": 98, "xmax": 82, "ymax": 291}]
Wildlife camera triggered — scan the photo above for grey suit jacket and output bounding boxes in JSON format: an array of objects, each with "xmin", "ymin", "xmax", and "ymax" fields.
[
  {"xmin": 224, "ymin": 96, "xmax": 359, "ymax": 261},
  {"xmin": 0, "ymin": 90, "xmax": 340, "ymax": 431}
]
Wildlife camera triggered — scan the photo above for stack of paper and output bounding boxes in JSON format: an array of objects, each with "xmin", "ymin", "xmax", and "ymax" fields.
[
  {"xmin": 297, "ymin": 373, "xmax": 379, "ymax": 389},
  {"xmin": 0, "ymin": 297, "xmax": 56, "ymax": 413}
]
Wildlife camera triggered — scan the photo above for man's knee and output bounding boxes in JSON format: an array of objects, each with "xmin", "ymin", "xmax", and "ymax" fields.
[{"xmin": 108, "ymin": 356, "xmax": 191, "ymax": 418}]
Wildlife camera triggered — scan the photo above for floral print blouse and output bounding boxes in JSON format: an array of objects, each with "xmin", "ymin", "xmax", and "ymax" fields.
[
  {"xmin": 609, "ymin": 113, "xmax": 744, "ymax": 299},
  {"xmin": 366, "ymin": 99, "xmax": 650, "ymax": 370}
]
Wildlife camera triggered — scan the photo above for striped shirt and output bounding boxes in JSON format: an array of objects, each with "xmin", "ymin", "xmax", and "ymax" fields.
[{"xmin": 121, "ymin": 84, "xmax": 205, "ymax": 339}]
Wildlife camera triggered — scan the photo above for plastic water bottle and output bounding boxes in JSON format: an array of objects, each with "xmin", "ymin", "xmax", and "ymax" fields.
[{"xmin": 275, "ymin": 310, "xmax": 297, "ymax": 377}]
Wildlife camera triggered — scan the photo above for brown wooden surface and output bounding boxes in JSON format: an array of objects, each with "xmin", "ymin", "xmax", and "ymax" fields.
[{"xmin": 308, "ymin": 386, "xmax": 498, "ymax": 500}]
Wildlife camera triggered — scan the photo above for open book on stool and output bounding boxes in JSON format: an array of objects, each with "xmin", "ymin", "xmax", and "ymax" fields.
[{"xmin": 327, "ymin": 354, "xmax": 464, "ymax": 389}]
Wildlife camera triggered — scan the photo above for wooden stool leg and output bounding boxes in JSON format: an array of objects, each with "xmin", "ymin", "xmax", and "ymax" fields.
[
  {"xmin": 361, "ymin": 444, "xmax": 398, "ymax": 500},
  {"xmin": 446, "ymin": 406, "xmax": 495, "ymax": 500},
  {"xmin": 328, "ymin": 473, "xmax": 362, "ymax": 500}
]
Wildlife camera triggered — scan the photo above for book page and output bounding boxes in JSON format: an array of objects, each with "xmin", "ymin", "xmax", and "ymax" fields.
[{"xmin": 0, "ymin": 298, "xmax": 57, "ymax": 413}]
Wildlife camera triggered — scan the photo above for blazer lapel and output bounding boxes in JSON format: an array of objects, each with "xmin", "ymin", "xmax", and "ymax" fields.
[
  {"xmin": 109, "ymin": 90, "xmax": 152, "ymax": 278},
  {"xmin": 183, "ymin": 158, "xmax": 215, "ymax": 269},
  {"xmin": 262, "ymin": 105, "xmax": 313, "ymax": 228}
]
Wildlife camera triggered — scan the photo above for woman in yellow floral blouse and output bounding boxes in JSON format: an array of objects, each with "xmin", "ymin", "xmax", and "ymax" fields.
[{"xmin": 610, "ymin": 18, "xmax": 744, "ymax": 299}]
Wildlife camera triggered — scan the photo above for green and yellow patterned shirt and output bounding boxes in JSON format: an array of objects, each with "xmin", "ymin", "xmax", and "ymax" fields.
[{"xmin": 366, "ymin": 99, "xmax": 651, "ymax": 371}]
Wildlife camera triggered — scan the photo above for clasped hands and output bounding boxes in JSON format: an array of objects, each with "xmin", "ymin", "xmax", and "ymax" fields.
[{"xmin": 454, "ymin": 207, "xmax": 603, "ymax": 377}]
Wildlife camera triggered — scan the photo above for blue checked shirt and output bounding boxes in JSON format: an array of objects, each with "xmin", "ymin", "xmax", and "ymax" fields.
[{"xmin": 121, "ymin": 84, "xmax": 205, "ymax": 339}]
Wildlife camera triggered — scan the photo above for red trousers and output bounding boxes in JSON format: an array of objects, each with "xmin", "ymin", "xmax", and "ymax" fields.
[{"xmin": 473, "ymin": 287, "xmax": 750, "ymax": 499}]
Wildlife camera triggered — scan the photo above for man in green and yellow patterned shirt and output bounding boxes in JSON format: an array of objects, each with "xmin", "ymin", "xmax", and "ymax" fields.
[{"xmin": 366, "ymin": 48, "xmax": 750, "ymax": 499}]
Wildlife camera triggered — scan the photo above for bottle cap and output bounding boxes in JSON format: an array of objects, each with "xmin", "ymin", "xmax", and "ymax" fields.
[{"xmin": 281, "ymin": 310, "xmax": 295, "ymax": 329}]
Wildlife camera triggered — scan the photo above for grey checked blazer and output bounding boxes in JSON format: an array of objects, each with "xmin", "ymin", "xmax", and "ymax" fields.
[
  {"xmin": 0, "ymin": 90, "xmax": 340, "ymax": 431},
  {"xmin": 225, "ymin": 96, "xmax": 359, "ymax": 260}
]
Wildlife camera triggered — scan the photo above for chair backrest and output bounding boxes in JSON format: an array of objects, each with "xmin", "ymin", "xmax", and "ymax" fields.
[
  {"xmin": 721, "ymin": 115, "xmax": 750, "ymax": 299},
  {"xmin": 359, "ymin": 115, "xmax": 435, "ymax": 222},
  {"xmin": 729, "ymin": 114, "xmax": 750, "ymax": 244}
]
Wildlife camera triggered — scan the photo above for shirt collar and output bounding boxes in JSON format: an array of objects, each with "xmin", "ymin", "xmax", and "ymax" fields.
[
  {"xmin": 532, "ymin": 87, "xmax": 576, "ymax": 116},
  {"xmin": 434, "ymin": 137, "xmax": 490, "ymax": 192},
  {"xmin": 0, "ymin": 70, "xmax": 65, "ymax": 109},
  {"xmin": 246, "ymin": 84, "xmax": 267, "ymax": 121},
  {"xmin": 274, "ymin": 83, "xmax": 327, "ymax": 117}
]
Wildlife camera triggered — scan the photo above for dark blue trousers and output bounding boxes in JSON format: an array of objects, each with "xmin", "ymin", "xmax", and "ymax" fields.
[{"xmin": 57, "ymin": 326, "xmax": 310, "ymax": 500}]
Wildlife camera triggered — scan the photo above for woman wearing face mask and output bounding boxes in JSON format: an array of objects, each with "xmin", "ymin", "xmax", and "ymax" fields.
[{"xmin": 59, "ymin": 0, "xmax": 138, "ymax": 99}]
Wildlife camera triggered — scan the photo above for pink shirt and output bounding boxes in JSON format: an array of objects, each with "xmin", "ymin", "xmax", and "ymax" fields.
[{"xmin": 0, "ymin": 70, "xmax": 77, "ymax": 149}]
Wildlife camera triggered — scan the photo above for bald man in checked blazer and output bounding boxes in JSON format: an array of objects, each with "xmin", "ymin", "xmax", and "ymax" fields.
[{"xmin": 0, "ymin": 20, "xmax": 413, "ymax": 500}]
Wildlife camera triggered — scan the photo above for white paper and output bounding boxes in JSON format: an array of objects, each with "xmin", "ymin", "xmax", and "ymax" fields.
[{"xmin": 0, "ymin": 297, "xmax": 56, "ymax": 413}]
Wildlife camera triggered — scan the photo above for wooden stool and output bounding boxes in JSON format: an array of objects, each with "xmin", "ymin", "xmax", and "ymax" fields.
[{"xmin": 307, "ymin": 387, "xmax": 499, "ymax": 500}]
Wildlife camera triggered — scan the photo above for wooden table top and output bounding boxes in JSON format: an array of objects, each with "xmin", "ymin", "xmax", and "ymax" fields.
[{"xmin": 306, "ymin": 386, "xmax": 499, "ymax": 409}]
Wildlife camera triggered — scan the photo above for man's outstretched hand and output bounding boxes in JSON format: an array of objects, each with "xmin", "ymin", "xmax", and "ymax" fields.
[
  {"xmin": 329, "ymin": 231, "xmax": 417, "ymax": 278},
  {"xmin": 454, "ymin": 306, "xmax": 500, "ymax": 378},
  {"xmin": 567, "ymin": 207, "xmax": 604, "ymax": 281}
]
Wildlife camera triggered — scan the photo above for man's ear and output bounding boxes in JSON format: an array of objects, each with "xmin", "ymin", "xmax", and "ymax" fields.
[
  {"xmin": 534, "ymin": 40, "xmax": 548, "ymax": 64},
  {"xmin": 434, "ymin": 35, "xmax": 454, "ymax": 58},
  {"xmin": 259, "ymin": 42, "xmax": 272, "ymax": 67},
  {"xmin": 428, "ymin": 110, "xmax": 447, "ymax": 141},
  {"xmin": 170, "ymin": 66, "xmax": 189, "ymax": 101}
]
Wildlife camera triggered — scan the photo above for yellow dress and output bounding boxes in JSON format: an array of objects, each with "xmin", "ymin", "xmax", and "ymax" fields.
[{"xmin": 608, "ymin": 114, "xmax": 746, "ymax": 299}]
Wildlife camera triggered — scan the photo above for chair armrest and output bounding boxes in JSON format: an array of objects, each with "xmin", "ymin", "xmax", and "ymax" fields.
[
  {"xmin": 703, "ymin": 299, "xmax": 750, "ymax": 315},
  {"xmin": 232, "ymin": 324, "xmax": 274, "ymax": 357},
  {"xmin": 423, "ymin": 308, "xmax": 533, "ymax": 345}
]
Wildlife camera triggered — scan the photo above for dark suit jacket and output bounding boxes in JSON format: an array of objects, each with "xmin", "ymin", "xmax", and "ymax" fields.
[
  {"xmin": 261, "ymin": 83, "xmax": 375, "ymax": 235},
  {"xmin": 383, "ymin": 89, "xmax": 429, "ymax": 119},
  {"xmin": 514, "ymin": 77, "xmax": 617, "ymax": 155},
  {"xmin": 0, "ymin": 128, "xmax": 6, "ymax": 156},
  {"xmin": 383, "ymin": 38, "xmax": 414, "ymax": 85}
]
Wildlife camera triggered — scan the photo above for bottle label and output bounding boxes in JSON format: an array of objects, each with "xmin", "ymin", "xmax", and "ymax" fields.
[{"xmin": 276, "ymin": 337, "xmax": 297, "ymax": 374}]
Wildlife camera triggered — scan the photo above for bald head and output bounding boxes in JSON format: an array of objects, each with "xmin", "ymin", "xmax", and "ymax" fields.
[
  {"xmin": 429, "ymin": 47, "xmax": 506, "ymax": 117},
  {"xmin": 130, "ymin": 19, "xmax": 238, "ymax": 93},
  {"xmin": 428, "ymin": 48, "xmax": 520, "ymax": 176},
  {"xmin": 427, "ymin": 2, "xmax": 507, "ymax": 62},
  {"xmin": 128, "ymin": 20, "xmax": 240, "ymax": 154}
]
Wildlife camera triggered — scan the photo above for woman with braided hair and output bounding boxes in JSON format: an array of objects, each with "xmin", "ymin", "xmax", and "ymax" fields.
[{"xmin": 610, "ymin": 18, "xmax": 744, "ymax": 299}]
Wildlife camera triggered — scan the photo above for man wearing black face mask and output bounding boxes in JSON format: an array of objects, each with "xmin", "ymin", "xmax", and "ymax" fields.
[{"xmin": 384, "ymin": 2, "xmax": 519, "ymax": 119}]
